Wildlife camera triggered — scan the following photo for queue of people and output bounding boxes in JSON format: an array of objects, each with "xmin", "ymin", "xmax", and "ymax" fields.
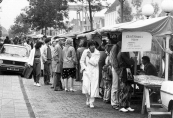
[{"xmin": 1, "ymin": 34, "xmax": 159, "ymax": 112}]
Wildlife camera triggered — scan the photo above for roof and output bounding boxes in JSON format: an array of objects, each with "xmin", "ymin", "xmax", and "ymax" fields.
[{"xmin": 105, "ymin": 0, "xmax": 119, "ymax": 14}]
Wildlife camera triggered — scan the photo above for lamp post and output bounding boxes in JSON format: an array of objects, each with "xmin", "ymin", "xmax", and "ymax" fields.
[
  {"xmin": 142, "ymin": 4, "xmax": 154, "ymax": 19},
  {"xmin": 161, "ymin": 0, "xmax": 173, "ymax": 81},
  {"xmin": 161, "ymin": 0, "xmax": 173, "ymax": 16}
]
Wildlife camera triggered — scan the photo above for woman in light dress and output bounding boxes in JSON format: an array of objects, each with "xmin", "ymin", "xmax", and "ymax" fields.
[{"xmin": 80, "ymin": 40, "xmax": 100, "ymax": 108}]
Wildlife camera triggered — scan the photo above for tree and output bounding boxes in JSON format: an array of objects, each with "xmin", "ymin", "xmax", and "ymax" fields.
[
  {"xmin": 9, "ymin": 13, "xmax": 31, "ymax": 36},
  {"xmin": 25, "ymin": 0, "xmax": 68, "ymax": 35},
  {"xmin": 70, "ymin": 0, "xmax": 109, "ymax": 30},
  {"xmin": 151, "ymin": 2, "xmax": 159, "ymax": 18},
  {"xmin": 117, "ymin": 0, "xmax": 133, "ymax": 23},
  {"xmin": 132, "ymin": 0, "xmax": 144, "ymax": 20}
]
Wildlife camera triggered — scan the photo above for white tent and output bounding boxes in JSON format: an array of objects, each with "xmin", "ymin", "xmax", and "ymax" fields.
[{"xmin": 97, "ymin": 16, "xmax": 173, "ymax": 81}]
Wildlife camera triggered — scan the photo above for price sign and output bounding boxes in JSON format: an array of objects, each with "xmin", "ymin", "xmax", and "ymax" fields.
[{"xmin": 121, "ymin": 32, "xmax": 152, "ymax": 52}]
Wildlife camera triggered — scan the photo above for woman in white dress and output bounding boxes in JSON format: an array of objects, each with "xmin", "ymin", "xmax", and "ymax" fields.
[{"xmin": 80, "ymin": 40, "xmax": 100, "ymax": 108}]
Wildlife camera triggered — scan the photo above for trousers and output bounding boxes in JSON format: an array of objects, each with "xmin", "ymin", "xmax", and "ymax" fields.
[
  {"xmin": 44, "ymin": 61, "xmax": 51, "ymax": 84},
  {"xmin": 111, "ymin": 67, "xmax": 119, "ymax": 106},
  {"xmin": 33, "ymin": 60, "xmax": 41, "ymax": 83},
  {"xmin": 86, "ymin": 94, "xmax": 95, "ymax": 104},
  {"xmin": 53, "ymin": 73, "xmax": 63, "ymax": 90}
]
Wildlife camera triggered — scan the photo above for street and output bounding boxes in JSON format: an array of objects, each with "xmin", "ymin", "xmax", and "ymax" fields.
[
  {"xmin": 0, "ymin": 75, "xmax": 170, "ymax": 118},
  {"xmin": 22, "ymin": 76, "xmax": 169, "ymax": 118}
]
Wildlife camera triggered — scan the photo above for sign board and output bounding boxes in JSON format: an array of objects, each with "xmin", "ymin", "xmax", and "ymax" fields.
[{"xmin": 121, "ymin": 32, "xmax": 152, "ymax": 52}]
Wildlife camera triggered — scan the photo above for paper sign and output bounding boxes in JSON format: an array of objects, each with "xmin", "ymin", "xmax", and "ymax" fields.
[{"xmin": 121, "ymin": 32, "xmax": 152, "ymax": 52}]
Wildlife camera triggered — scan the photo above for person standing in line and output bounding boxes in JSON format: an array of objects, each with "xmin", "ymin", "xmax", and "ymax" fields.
[
  {"xmin": 80, "ymin": 40, "xmax": 100, "ymax": 108},
  {"xmin": 62, "ymin": 38, "xmax": 77, "ymax": 92},
  {"xmin": 28, "ymin": 41, "xmax": 43, "ymax": 87},
  {"xmin": 117, "ymin": 50, "xmax": 135, "ymax": 112},
  {"xmin": 98, "ymin": 40, "xmax": 107, "ymax": 97},
  {"xmin": 109, "ymin": 35, "xmax": 122, "ymax": 110},
  {"xmin": 76, "ymin": 39, "xmax": 88, "ymax": 81},
  {"xmin": 42, "ymin": 38, "xmax": 52, "ymax": 85},
  {"xmin": 40, "ymin": 39, "xmax": 45, "ymax": 77},
  {"xmin": 52, "ymin": 38, "xmax": 65, "ymax": 91},
  {"xmin": 50, "ymin": 40, "xmax": 57, "ymax": 79},
  {"xmin": 102, "ymin": 44, "xmax": 113, "ymax": 103}
]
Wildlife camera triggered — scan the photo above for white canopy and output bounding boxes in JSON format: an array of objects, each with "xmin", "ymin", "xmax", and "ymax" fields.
[
  {"xmin": 97, "ymin": 16, "xmax": 173, "ymax": 36},
  {"xmin": 97, "ymin": 16, "xmax": 173, "ymax": 81}
]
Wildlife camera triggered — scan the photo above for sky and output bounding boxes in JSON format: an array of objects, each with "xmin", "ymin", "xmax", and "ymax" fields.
[
  {"xmin": 0, "ymin": 0, "xmax": 29, "ymax": 30},
  {"xmin": 0, "ymin": 0, "xmax": 163, "ymax": 31},
  {"xmin": 0, "ymin": 0, "xmax": 114, "ymax": 31}
]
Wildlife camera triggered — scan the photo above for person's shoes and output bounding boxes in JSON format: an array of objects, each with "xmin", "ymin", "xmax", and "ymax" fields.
[
  {"xmin": 112, "ymin": 105, "xmax": 119, "ymax": 110},
  {"xmin": 126, "ymin": 107, "xmax": 135, "ymax": 112},
  {"xmin": 50, "ymin": 86, "xmax": 54, "ymax": 89},
  {"xmin": 47, "ymin": 83, "xmax": 52, "ymax": 85},
  {"xmin": 65, "ymin": 88, "xmax": 69, "ymax": 92},
  {"xmin": 54, "ymin": 88, "xmax": 63, "ymax": 91},
  {"xmin": 69, "ymin": 88, "xmax": 76, "ymax": 92},
  {"xmin": 86, "ymin": 101, "xmax": 90, "ymax": 106},
  {"xmin": 90, "ymin": 103, "xmax": 94, "ymax": 108},
  {"xmin": 36, "ymin": 83, "xmax": 41, "ymax": 87},
  {"xmin": 45, "ymin": 83, "xmax": 52, "ymax": 85},
  {"xmin": 34, "ymin": 82, "xmax": 37, "ymax": 86},
  {"xmin": 119, "ymin": 108, "xmax": 128, "ymax": 112}
]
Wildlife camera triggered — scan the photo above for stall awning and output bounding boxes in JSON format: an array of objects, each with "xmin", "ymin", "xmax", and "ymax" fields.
[
  {"xmin": 98, "ymin": 16, "xmax": 173, "ymax": 36},
  {"xmin": 120, "ymin": 16, "xmax": 173, "ymax": 36},
  {"xmin": 96, "ymin": 21, "xmax": 135, "ymax": 33}
]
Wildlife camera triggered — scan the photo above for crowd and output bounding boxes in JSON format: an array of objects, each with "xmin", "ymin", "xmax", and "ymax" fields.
[{"xmin": 0, "ymin": 34, "xmax": 159, "ymax": 113}]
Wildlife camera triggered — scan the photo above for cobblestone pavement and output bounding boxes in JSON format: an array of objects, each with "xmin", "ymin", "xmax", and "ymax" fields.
[{"xmin": 22, "ymin": 77, "xmax": 170, "ymax": 118}]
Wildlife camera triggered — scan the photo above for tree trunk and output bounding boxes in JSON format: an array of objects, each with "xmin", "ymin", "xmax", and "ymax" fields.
[
  {"xmin": 120, "ymin": 0, "xmax": 124, "ymax": 23},
  {"xmin": 88, "ymin": 0, "xmax": 93, "ymax": 31}
]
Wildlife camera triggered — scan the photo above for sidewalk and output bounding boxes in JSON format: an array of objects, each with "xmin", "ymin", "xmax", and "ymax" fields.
[
  {"xmin": 0, "ymin": 75, "xmax": 169, "ymax": 118},
  {"xmin": 0, "ymin": 75, "xmax": 34, "ymax": 118}
]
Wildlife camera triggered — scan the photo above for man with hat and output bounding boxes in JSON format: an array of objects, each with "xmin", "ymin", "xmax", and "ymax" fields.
[
  {"xmin": 42, "ymin": 38, "xmax": 52, "ymax": 85},
  {"xmin": 52, "ymin": 38, "xmax": 65, "ymax": 91}
]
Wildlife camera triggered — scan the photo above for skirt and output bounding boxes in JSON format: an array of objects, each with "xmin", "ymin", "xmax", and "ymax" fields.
[{"xmin": 62, "ymin": 68, "xmax": 76, "ymax": 79}]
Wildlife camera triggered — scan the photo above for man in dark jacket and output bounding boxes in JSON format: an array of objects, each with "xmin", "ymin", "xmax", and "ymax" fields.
[{"xmin": 142, "ymin": 56, "xmax": 157, "ymax": 76}]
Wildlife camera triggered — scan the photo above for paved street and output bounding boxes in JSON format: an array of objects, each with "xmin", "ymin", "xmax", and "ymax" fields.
[
  {"xmin": 0, "ymin": 75, "xmax": 170, "ymax": 118},
  {"xmin": 22, "ymin": 76, "xmax": 168, "ymax": 118}
]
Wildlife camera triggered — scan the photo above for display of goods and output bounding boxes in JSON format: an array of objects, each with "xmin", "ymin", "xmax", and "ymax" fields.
[{"xmin": 134, "ymin": 75, "xmax": 164, "ymax": 85}]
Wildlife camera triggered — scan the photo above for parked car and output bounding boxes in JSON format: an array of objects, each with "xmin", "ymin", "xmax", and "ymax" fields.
[{"xmin": 0, "ymin": 44, "xmax": 29, "ymax": 75}]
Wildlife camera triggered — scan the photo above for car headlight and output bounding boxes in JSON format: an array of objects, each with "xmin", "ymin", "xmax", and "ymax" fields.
[{"xmin": 0, "ymin": 60, "xmax": 3, "ymax": 64}]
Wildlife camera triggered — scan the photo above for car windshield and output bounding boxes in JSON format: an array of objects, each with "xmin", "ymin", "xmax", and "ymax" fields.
[{"xmin": 0, "ymin": 45, "xmax": 28, "ymax": 57}]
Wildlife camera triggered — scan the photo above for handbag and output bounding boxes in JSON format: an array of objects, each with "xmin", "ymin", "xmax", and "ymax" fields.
[
  {"xmin": 22, "ymin": 65, "xmax": 33, "ymax": 79},
  {"xmin": 126, "ymin": 68, "xmax": 134, "ymax": 81}
]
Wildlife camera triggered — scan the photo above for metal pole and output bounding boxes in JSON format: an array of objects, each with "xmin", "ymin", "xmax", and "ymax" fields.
[
  {"xmin": 165, "ymin": 34, "xmax": 171, "ymax": 81},
  {"xmin": 88, "ymin": 0, "xmax": 93, "ymax": 30}
]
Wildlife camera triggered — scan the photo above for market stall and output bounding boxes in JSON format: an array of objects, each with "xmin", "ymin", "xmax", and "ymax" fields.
[{"xmin": 96, "ymin": 15, "xmax": 173, "ymax": 117}]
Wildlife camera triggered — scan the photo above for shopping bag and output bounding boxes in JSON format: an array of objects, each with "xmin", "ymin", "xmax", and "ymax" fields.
[
  {"xmin": 22, "ymin": 65, "xmax": 33, "ymax": 79},
  {"xmin": 126, "ymin": 68, "xmax": 134, "ymax": 81}
]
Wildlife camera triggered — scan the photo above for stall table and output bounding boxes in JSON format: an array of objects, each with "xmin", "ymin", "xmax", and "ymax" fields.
[{"xmin": 134, "ymin": 75, "xmax": 171, "ymax": 118}]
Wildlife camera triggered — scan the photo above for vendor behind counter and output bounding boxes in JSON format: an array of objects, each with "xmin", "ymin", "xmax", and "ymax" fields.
[{"xmin": 140, "ymin": 56, "xmax": 158, "ymax": 76}]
